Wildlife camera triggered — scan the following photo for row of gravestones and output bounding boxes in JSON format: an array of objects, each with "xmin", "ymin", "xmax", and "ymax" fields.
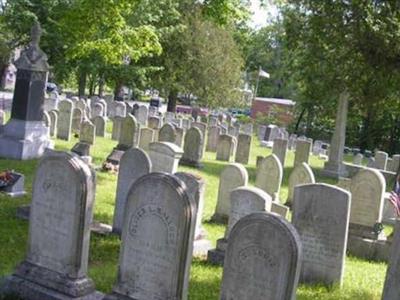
[
  {"xmin": 353, "ymin": 150, "xmax": 400, "ymax": 173},
  {"xmin": 0, "ymin": 150, "xmax": 301, "ymax": 300}
]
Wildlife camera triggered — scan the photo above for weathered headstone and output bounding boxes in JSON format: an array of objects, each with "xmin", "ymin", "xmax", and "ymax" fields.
[
  {"xmin": 148, "ymin": 116, "xmax": 161, "ymax": 130},
  {"xmin": 271, "ymin": 202, "xmax": 290, "ymax": 219},
  {"xmin": 48, "ymin": 110, "xmax": 58, "ymax": 137},
  {"xmin": 375, "ymin": 151, "xmax": 388, "ymax": 170},
  {"xmin": 272, "ymin": 138, "xmax": 288, "ymax": 166},
  {"xmin": 112, "ymin": 148, "xmax": 152, "ymax": 235},
  {"xmin": 208, "ymin": 187, "xmax": 272, "ymax": 265},
  {"xmin": 104, "ymin": 173, "xmax": 195, "ymax": 300},
  {"xmin": 111, "ymin": 116, "xmax": 123, "ymax": 141},
  {"xmin": 235, "ymin": 134, "xmax": 252, "ymax": 165},
  {"xmin": 42, "ymin": 111, "xmax": 50, "ymax": 128},
  {"xmin": 292, "ymin": 184, "xmax": 351, "ymax": 286},
  {"xmin": 211, "ymin": 163, "xmax": 248, "ymax": 223},
  {"xmin": 255, "ymin": 154, "xmax": 283, "ymax": 202},
  {"xmin": 353, "ymin": 153, "xmax": 363, "ymax": 165},
  {"xmin": 1, "ymin": 151, "xmax": 102, "ymax": 299},
  {"xmin": 137, "ymin": 105, "xmax": 148, "ymax": 126},
  {"xmin": 382, "ymin": 219, "xmax": 400, "ymax": 300},
  {"xmin": 57, "ymin": 99, "xmax": 73, "ymax": 141},
  {"xmin": 175, "ymin": 127, "xmax": 185, "ymax": 148},
  {"xmin": 219, "ymin": 212, "xmax": 302, "ymax": 300},
  {"xmin": 349, "ymin": 168, "xmax": 386, "ymax": 239},
  {"xmin": 93, "ymin": 115, "xmax": 106, "ymax": 137},
  {"xmin": 92, "ymin": 102, "xmax": 104, "ymax": 118},
  {"xmin": 138, "ymin": 127, "xmax": 155, "ymax": 152},
  {"xmin": 159, "ymin": 123, "xmax": 177, "ymax": 143},
  {"xmin": 294, "ymin": 140, "xmax": 312, "ymax": 167},
  {"xmin": 286, "ymin": 162, "xmax": 315, "ymax": 205},
  {"xmin": 148, "ymin": 142, "xmax": 183, "ymax": 173},
  {"xmin": 180, "ymin": 127, "xmax": 203, "ymax": 168},
  {"xmin": 206, "ymin": 126, "xmax": 221, "ymax": 152},
  {"xmin": 216, "ymin": 134, "xmax": 234, "ymax": 162},
  {"xmin": 71, "ymin": 107, "xmax": 83, "ymax": 132},
  {"xmin": 71, "ymin": 121, "xmax": 95, "ymax": 159}
]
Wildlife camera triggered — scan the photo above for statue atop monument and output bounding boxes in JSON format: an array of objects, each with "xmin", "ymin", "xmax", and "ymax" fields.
[{"xmin": 14, "ymin": 21, "xmax": 49, "ymax": 72}]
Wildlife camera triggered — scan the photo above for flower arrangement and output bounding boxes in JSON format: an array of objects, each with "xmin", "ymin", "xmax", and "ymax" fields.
[{"xmin": 0, "ymin": 170, "xmax": 17, "ymax": 188}]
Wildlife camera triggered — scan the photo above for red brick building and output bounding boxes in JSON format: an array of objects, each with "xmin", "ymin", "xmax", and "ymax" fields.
[{"xmin": 251, "ymin": 97, "xmax": 296, "ymax": 126}]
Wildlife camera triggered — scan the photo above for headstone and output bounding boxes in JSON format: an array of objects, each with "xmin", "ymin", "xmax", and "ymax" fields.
[
  {"xmin": 148, "ymin": 116, "xmax": 161, "ymax": 130},
  {"xmin": 389, "ymin": 154, "xmax": 400, "ymax": 173},
  {"xmin": 0, "ymin": 23, "xmax": 53, "ymax": 159},
  {"xmin": 235, "ymin": 134, "xmax": 252, "ymax": 165},
  {"xmin": 111, "ymin": 116, "xmax": 123, "ymax": 141},
  {"xmin": 148, "ymin": 142, "xmax": 183, "ymax": 173},
  {"xmin": 382, "ymin": 219, "xmax": 400, "ymax": 300},
  {"xmin": 219, "ymin": 212, "xmax": 302, "ymax": 300},
  {"xmin": 1, "ymin": 151, "xmax": 102, "ymax": 299},
  {"xmin": 375, "ymin": 151, "xmax": 388, "ymax": 170},
  {"xmin": 211, "ymin": 163, "xmax": 248, "ymax": 223},
  {"xmin": 271, "ymin": 202, "xmax": 290, "ymax": 219},
  {"xmin": 349, "ymin": 168, "xmax": 386, "ymax": 239},
  {"xmin": 57, "ymin": 99, "xmax": 73, "ymax": 141},
  {"xmin": 159, "ymin": 123, "xmax": 177, "ymax": 143},
  {"xmin": 109, "ymin": 101, "xmax": 126, "ymax": 118},
  {"xmin": 288, "ymin": 134, "xmax": 297, "ymax": 150},
  {"xmin": 175, "ymin": 127, "xmax": 185, "ymax": 148},
  {"xmin": 180, "ymin": 127, "xmax": 203, "ymax": 168},
  {"xmin": 92, "ymin": 102, "xmax": 104, "ymax": 118},
  {"xmin": 137, "ymin": 105, "xmax": 148, "ymax": 126},
  {"xmin": 104, "ymin": 173, "xmax": 195, "ymax": 300},
  {"xmin": 208, "ymin": 187, "xmax": 272, "ymax": 265},
  {"xmin": 216, "ymin": 134, "xmax": 234, "ymax": 162},
  {"xmin": 286, "ymin": 162, "xmax": 315, "ymax": 205},
  {"xmin": 258, "ymin": 125, "xmax": 267, "ymax": 140},
  {"xmin": 71, "ymin": 121, "xmax": 95, "ymax": 158},
  {"xmin": 322, "ymin": 93, "xmax": 349, "ymax": 178},
  {"xmin": 48, "ymin": 110, "xmax": 58, "ymax": 137},
  {"xmin": 138, "ymin": 127, "xmax": 155, "ymax": 152},
  {"xmin": 206, "ymin": 126, "xmax": 221, "ymax": 152},
  {"xmin": 292, "ymin": 184, "xmax": 351, "ymax": 286},
  {"xmin": 191, "ymin": 122, "xmax": 207, "ymax": 144},
  {"xmin": 71, "ymin": 107, "xmax": 83, "ymax": 132},
  {"xmin": 112, "ymin": 148, "xmax": 152, "ymax": 235},
  {"xmin": 42, "ymin": 111, "xmax": 50, "ymax": 128},
  {"xmin": 93, "ymin": 116, "xmax": 106, "ymax": 137},
  {"xmin": 175, "ymin": 172, "xmax": 211, "ymax": 256},
  {"xmin": 255, "ymin": 154, "xmax": 283, "ymax": 202},
  {"xmin": 294, "ymin": 140, "xmax": 312, "ymax": 167},
  {"xmin": 272, "ymin": 138, "xmax": 288, "ymax": 166}
]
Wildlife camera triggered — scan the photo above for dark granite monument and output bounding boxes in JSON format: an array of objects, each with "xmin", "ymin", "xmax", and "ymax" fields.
[{"xmin": 0, "ymin": 22, "xmax": 53, "ymax": 159}]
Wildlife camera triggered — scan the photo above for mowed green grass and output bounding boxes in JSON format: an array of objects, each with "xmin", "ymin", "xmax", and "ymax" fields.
[{"xmin": 0, "ymin": 126, "xmax": 389, "ymax": 299}]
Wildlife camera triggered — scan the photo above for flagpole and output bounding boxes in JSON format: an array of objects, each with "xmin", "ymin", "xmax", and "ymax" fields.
[{"xmin": 254, "ymin": 66, "xmax": 261, "ymax": 100}]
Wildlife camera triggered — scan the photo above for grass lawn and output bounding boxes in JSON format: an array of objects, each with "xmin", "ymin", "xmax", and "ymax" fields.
[{"xmin": 0, "ymin": 128, "xmax": 389, "ymax": 299}]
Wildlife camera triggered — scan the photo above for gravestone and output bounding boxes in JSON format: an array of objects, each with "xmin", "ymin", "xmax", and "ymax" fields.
[
  {"xmin": 71, "ymin": 120, "xmax": 95, "ymax": 159},
  {"xmin": 208, "ymin": 187, "xmax": 272, "ymax": 265},
  {"xmin": 137, "ymin": 105, "xmax": 148, "ymax": 126},
  {"xmin": 92, "ymin": 102, "xmax": 104, "ymax": 118},
  {"xmin": 382, "ymin": 219, "xmax": 400, "ymax": 300},
  {"xmin": 1, "ymin": 151, "xmax": 102, "ymax": 299},
  {"xmin": 148, "ymin": 142, "xmax": 183, "ymax": 173},
  {"xmin": 42, "ymin": 111, "xmax": 50, "ymax": 128},
  {"xmin": 375, "ymin": 151, "xmax": 388, "ymax": 170},
  {"xmin": 258, "ymin": 125, "xmax": 267, "ymax": 140},
  {"xmin": 272, "ymin": 138, "xmax": 288, "ymax": 166},
  {"xmin": 192, "ymin": 122, "xmax": 207, "ymax": 153},
  {"xmin": 390, "ymin": 154, "xmax": 400, "ymax": 173},
  {"xmin": 48, "ymin": 110, "xmax": 58, "ymax": 137},
  {"xmin": 159, "ymin": 123, "xmax": 177, "ymax": 143},
  {"xmin": 0, "ymin": 23, "xmax": 53, "ymax": 159},
  {"xmin": 71, "ymin": 107, "xmax": 83, "ymax": 132},
  {"xmin": 255, "ymin": 154, "xmax": 283, "ymax": 202},
  {"xmin": 57, "ymin": 99, "xmax": 73, "ymax": 141},
  {"xmin": 294, "ymin": 140, "xmax": 312, "ymax": 166},
  {"xmin": 286, "ymin": 162, "xmax": 315, "ymax": 205},
  {"xmin": 349, "ymin": 168, "xmax": 386, "ymax": 240},
  {"xmin": 206, "ymin": 126, "xmax": 221, "ymax": 152},
  {"xmin": 112, "ymin": 148, "xmax": 152, "ymax": 235},
  {"xmin": 109, "ymin": 101, "xmax": 126, "ymax": 118},
  {"xmin": 220, "ymin": 212, "xmax": 302, "ymax": 300},
  {"xmin": 148, "ymin": 116, "xmax": 161, "ymax": 130},
  {"xmin": 235, "ymin": 134, "xmax": 252, "ymax": 165},
  {"xmin": 211, "ymin": 163, "xmax": 248, "ymax": 223},
  {"xmin": 139, "ymin": 127, "xmax": 155, "ymax": 152},
  {"xmin": 111, "ymin": 116, "xmax": 123, "ymax": 141},
  {"xmin": 292, "ymin": 184, "xmax": 351, "ymax": 286},
  {"xmin": 216, "ymin": 134, "xmax": 234, "ymax": 162},
  {"xmin": 180, "ymin": 127, "xmax": 203, "ymax": 168},
  {"xmin": 175, "ymin": 127, "xmax": 185, "ymax": 148},
  {"xmin": 271, "ymin": 202, "xmax": 290, "ymax": 219},
  {"xmin": 175, "ymin": 172, "xmax": 211, "ymax": 256},
  {"xmin": 93, "ymin": 115, "xmax": 106, "ymax": 137},
  {"xmin": 104, "ymin": 173, "xmax": 195, "ymax": 300}
]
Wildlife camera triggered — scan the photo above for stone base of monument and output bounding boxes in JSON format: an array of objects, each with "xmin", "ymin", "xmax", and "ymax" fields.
[
  {"xmin": 179, "ymin": 158, "xmax": 203, "ymax": 169},
  {"xmin": 0, "ymin": 172, "xmax": 26, "ymax": 197},
  {"xmin": 1, "ymin": 262, "xmax": 103, "ymax": 300},
  {"xmin": 207, "ymin": 238, "xmax": 227, "ymax": 265},
  {"xmin": 16, "ymin": 204, "xmax": 30, "ymax": 220},
  {"xmin": 0, "ymin": 119, "xmax": 53, "ymax": 160},
  {"xmin": 347, "ymin": 235, "xmax": 391, "ymax": 262},
  {"xmin": 106, "ymin": 147, "xmax": 126, "ymax": 165},
  {"xmin": 321, "ymin": 161, "xmax": 348, "ymax": 179}
]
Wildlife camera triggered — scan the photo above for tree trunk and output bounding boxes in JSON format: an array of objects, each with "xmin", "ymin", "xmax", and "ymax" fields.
[
  {"xmin": 0, "ymin": 63, "xmax": 9, "ymax": 90},
  {"xmin": 294, "ymin": 107, "xmax": 306, "ymax": 134},
  {"xmin": 114, "ymin": 81, "xmax": 124, "ymax": 101},
  {"xmin": 98, "ymin": 75, "xmax": 105, "ymax": 97},
  {"xmin": 167, "ymin": 89, "xmax": 178, "ymax": 113},
  {"xmin": 78, "ymin": 68, "xmax": 87, "ymax": 97}
]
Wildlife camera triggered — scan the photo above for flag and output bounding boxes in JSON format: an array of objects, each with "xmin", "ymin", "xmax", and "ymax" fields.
[{"xmin": 259, "ymin": 69, "xmax": 270, "ymax": 78}]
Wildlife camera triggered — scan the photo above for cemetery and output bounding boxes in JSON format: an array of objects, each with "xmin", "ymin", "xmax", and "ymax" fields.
[{"xmin": 2, "ymin": 2, "xmax": 400, "ymax": 300}]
